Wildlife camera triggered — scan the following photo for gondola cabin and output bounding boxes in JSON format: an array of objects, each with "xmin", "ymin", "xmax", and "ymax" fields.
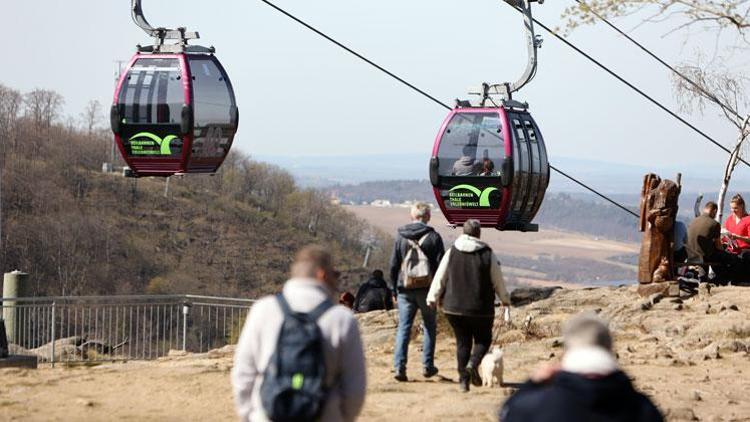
[
  {"xmin": 111, "ymin": 53, "xmax": 238, "ymax": 177},
  {"xmin": 429, "ymin": 104, "xmax": 549, "ymax": 231}
]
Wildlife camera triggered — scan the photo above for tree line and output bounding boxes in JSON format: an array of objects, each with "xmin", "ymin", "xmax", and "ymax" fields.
[{"xmin": 0, "ymin": 84, "xmax": 390, "ymax": 298}]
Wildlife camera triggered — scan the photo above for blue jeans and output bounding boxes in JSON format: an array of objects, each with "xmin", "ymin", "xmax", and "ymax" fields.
[{"xmin": 393, "ymin": 289, "xmax": 437, "ymax": 371}]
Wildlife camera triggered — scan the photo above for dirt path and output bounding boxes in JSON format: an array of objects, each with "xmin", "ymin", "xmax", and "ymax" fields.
[{"xmin": 3, "ymin": 286, "xmax": 750, "ymax": 421}]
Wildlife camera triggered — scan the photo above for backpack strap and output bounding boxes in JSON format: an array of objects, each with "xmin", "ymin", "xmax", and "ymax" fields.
[
  {"xmin": 307, "ymin": 298, "xmax": 334, "ymax": 321},
  {"xmin": 275, "ymin": 293, "xmax": 293, "ymax": 316},
  {"xmin": 417, "ymin": 233, "xmax": 431, "ymax": 246}
]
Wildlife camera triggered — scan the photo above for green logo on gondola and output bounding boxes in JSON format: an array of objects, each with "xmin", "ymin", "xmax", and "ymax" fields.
[
  {"xmin": 128, "ymin": 132, "xmax": 179, "ymax": 155},
  {"xmin": 448, "ymin": 185, "xmax": 498, "ymax": 208}
]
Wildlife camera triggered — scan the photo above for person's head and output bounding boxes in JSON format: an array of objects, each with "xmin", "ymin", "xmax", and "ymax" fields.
[
  {"xmin": 730, "ymin": 194, "xmax": 747, "ymax": 217},
  {"xmin": 371, "ymin": 269, "xmax": 384, "ymax": 280},
  {"xmin": 482, "ymin": 158, "xmax": 494, "ymax": 173},
  {"xmin": 339, "ymin": 291, "xmax": 355, "ymax": 309},
  {"xmin": 463, "ymin": 219, "xmax": 481, "ymax": 238},
  {"xmin": 411, "ymin": 202, "xmax": 431, "ymax": 223},
  {"xmin": 461, "ymin": 144, "xmax": 477, "ymax": 158},
  {"xmin": 703, "ymin": 201, "xmax": 718, "ymax": 219},
  {"xmin": 290, "ymin": 245, "xmax": 339, "ymax": 289},
  {"xmin": 562, "ymin": 313, "xmax": 613, "ymax": 353}
]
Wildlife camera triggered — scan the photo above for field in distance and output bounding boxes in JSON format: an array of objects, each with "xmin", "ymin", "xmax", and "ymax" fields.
[{"xmin": 346, "ymin": 205, "xmax": 638, "ymax": 288}]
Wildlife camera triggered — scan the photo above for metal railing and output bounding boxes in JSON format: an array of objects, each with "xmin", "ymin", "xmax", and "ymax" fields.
[{"xmin": 0, "ymin": 294, "xmax": 253, "ymax": 365}]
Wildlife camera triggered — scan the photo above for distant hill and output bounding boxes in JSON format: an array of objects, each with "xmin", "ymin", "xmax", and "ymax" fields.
[
  {"xmin": 258, "ymin": 153, "xmax": 750, "ymax": 194},
  {"xmin": 328, "ymin": 179, "xmax": 642, "ymax": 242}
]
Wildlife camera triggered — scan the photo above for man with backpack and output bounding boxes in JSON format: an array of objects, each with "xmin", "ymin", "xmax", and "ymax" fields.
[
  {"xmin": 389, "ymin": 202, "xmax": 445, "ymax": 382},
  {"xmin": 231, "ymin": 245, "xmax": 367, "ymax": 422}
]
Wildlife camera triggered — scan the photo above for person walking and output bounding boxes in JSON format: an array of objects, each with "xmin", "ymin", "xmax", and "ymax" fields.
[
  {"xmin": 427, "ymin": 219, "xmax": 511, "ymax": 392},
  {"xmin": 231, "ymin": 245, "xmax": 367, "ymax": 422},
  {"xmin": 390, "ymin": 202, "xmax": 444, "ymax": 381},
  {"xmin": 353, "ymin": 269, "xmax": 393, "ymax": 313},
  {"xmin": 499, "ymin": 313, "xmax": 663, "ymax": 422}
]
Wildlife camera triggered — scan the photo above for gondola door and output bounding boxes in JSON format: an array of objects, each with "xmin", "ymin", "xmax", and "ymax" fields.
[{"xmin": 185, "ymin": 55, "xmax": 238, "ymax": 173}]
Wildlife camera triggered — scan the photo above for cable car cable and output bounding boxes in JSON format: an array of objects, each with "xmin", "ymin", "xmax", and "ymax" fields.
[
  {"xmin": 549, "ymin": 164, "xmax": 639, "ymax": 218},
  {"xmin": 502, "ymin": 1, "xmax": 750, "ymax": 169},
  {"xmin": 257, "ymin": 0, "xmax": 639, "ymax": 220},
  {"xmin": 571, "ymin": 0, "xmax": 742, "ymax": 121},
  {"xmin": 257, "ymin": 0, "xmax": 448, "ymax": 111}
]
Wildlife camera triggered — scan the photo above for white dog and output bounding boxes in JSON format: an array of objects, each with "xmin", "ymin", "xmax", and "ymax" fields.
[{"xmin": 480, "ymin": 346, "xmax": 504, "ymax": 387}]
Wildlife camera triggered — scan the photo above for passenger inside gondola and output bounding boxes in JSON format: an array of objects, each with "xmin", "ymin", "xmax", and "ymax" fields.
[
  {"xmin": 480, "ymin": 158, "xmax": 497, "ymax": 176},
  {"xmin": 452, "ymin": 144, "xmax": 482, "ymax": 176}
]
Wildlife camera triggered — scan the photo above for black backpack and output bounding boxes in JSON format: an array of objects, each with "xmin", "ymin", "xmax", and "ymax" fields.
[{"xmin": 261, "ymin": 293, "xmax": 333, "ymax": 422}]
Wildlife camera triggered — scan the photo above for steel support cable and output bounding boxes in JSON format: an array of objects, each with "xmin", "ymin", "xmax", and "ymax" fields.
[
  {"xmin": 572, "ymin": 0, "xmax": 742, "ymax": 121},
  {"xmin": 503, "ymin": 1, "xmax": 750, "ymax": 168},
  {"xmin": 257, "ymin": 0, "xmax": 639, "ymax": 219}
]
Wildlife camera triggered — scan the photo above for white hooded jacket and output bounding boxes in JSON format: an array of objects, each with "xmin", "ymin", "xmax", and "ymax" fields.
[{"xmin": 427, "ymin": 234, "xmax": 511, "ymax": 311}]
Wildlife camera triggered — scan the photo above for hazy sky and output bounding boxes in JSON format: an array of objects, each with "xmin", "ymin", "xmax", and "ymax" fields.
[{"xmin": 2, "ymin": 0, "xmax": 748, "ymax": 183}]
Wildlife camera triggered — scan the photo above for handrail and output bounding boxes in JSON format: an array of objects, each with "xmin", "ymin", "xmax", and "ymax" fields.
[{"xmin": 0, "ymin": 294, "xmax": 255, "ymax": 304}]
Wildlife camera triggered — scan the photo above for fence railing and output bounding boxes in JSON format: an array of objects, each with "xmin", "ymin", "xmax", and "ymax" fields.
[{"xmin": 0, "ymin": 294, "xmax": 254, "ymax": 365}]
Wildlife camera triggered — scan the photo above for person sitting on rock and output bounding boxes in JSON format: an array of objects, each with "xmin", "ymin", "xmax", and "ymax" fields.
[
  {"xmin": 353, "ymin": 270, "xmax": 393, "ymax": 313},
  {"xmin": 724, "ymin": 194, "xmax": 750, "ymax": 256},
  {"xmin": 498, "ymin": 313, "xmax": 663, "ymax": 422},
  {"xmin": 687, "ymin": 201, "xmax": 740, "ymax": 281}
]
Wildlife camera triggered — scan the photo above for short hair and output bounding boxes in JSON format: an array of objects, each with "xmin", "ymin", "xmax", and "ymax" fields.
[
  {"xmin": 372, "ymin": 269, "xmax": 384, "ymax": 279},
  {"xmin": 339, "ymin": 291, "xmax": 355, "ymax": 306},
  {"xmin": 463, "ymin": 219, "xmax": 481, "ymax": 237},
  {"xmin": 704, "ymin": 201, "xmax": 718, "ymax": 212},
  {"xmin": 562, "ymin": 313, "xmax": 613, "ymax": 352},
  {"xmin": 290, "ymin": 245, "xmax": 334, "ymax": 278},
  {"xmin": 730, "ymin": 194, "xmax": 746, "ymax": 210},
  {"xmin": 411, "ymin": 202, "xmax": 431, "ymax": 221}
]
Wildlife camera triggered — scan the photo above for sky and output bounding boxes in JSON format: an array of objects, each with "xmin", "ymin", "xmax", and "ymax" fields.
[{"xmin": 2, "ymin": 0, "xmax": 749, "ymax": 190}]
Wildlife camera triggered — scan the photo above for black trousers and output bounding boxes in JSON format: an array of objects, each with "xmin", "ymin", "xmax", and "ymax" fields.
[{"xmin": 445, "ymin": 314, "xmax": 494, "ymax": 381}]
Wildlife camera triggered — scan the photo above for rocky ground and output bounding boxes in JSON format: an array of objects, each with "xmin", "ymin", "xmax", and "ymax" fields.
[{"xmin": 2, "ymin": 285, "xmax": 750, "ymax": 421}]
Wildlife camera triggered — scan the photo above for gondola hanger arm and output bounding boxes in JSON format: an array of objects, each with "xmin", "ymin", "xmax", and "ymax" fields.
[
  {"xmin": 470, "ymin": 0, "xmax": 543, "ymax": 106},
  {"xmin": 131, "ymin": 0, "xmax": 204, "ymax": 52}
]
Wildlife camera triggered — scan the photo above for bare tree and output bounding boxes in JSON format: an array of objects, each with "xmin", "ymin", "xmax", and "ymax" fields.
[
  {"xmin": 564, "ymin": 0, "xmax": 750, "ymax": 38},
  {"xmin": 564, "ymin": 0, "xmax": 750, "ymax": 219},
  {"xmin": 0, "ymin": 84, "xmax": 23, "ymax": 152},
  {"xmin": 81, "ymin": 99, "xmax": 102, "ymax": 135},
  {"xmin": 23, "ymin": 89, "xmax": 64, "ymax": 130},
  {"xmin": 670, "ymin": 58, "xmax": 749, "ymax": 127}
]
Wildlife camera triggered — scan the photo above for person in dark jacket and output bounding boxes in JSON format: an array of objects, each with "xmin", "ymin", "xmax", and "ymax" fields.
[
  {"xmin": 499, "ymin": 313, "xmax": 663, "ymax": 422},
  {"xmin": 389, "ymin": 202, "xmax": 444, "ymax": 382},
  {"xmin": 353, "ymin": 270, "xmax": 393, "ymax": 313},
  {"xmin": 427, "ymin": 219, "xmax": 511, "ymax": 392}
]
